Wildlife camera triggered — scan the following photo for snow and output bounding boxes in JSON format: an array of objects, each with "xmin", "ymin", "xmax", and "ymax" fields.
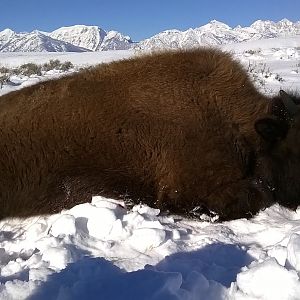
[
  {"xmin": 287, "ymin": 234, "xmax": 300, "ymax": 271},
  {"xmin": 234, "ymin": 258, "xmax": 300, "ymax": 300},
  {"xmin": 1, "ymin": 200, "xmax": 300, "ymax": 299},
  {"xmin": 0, "ymin": 36, "xmax": 300, "ymax": 299}
]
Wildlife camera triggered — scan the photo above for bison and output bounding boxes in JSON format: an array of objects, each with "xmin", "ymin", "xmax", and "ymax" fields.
[{"xmin": 0, "ymin": 48, "xmax": 299, "ymax": 221}]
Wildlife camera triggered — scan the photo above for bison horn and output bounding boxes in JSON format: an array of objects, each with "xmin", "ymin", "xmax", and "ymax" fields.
[{"xmin": 280, "ymin": 90, "xmax": 299, "ymax": 117}]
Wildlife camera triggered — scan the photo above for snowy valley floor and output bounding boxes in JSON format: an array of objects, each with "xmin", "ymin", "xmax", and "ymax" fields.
[{"xmin": 0, "ymin": 37, "xmax": 300, "ymax": 299}]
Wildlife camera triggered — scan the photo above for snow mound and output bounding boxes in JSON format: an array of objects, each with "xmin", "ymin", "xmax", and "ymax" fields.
[{"xmin": 234, "ymin": 258, "xmax": 300, "ymax": 299}]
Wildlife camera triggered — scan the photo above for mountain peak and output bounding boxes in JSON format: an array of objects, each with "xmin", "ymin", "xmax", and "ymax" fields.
[
  {"xmin": 200, "ymin": 20, "xmax": 231, "ymax": 31},
  {"xmin": 279, "ymin": 18, "xmax": 292, "ymax": 24},
  {"xmin": 210, "ymin": 20, "xmax": 230, "ymax": 27},
  {"xmin": 0, "ymin": 28, "xmax": 15, "ymax": 35}
]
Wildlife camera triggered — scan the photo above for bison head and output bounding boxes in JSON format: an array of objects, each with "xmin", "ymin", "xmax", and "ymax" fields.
[{"xmin": 255, "ymin": 90, "xmax": 300, "ymax": 210}]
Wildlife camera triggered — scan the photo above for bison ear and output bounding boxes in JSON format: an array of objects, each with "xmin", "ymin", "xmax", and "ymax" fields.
[{"xmin": 255, "ymin": 117, "xmax": 289, "ymax": 142}]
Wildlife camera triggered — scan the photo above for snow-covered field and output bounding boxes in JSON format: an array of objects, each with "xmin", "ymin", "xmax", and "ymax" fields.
[
  {"xmin": 0, "ymin": 37, "xmax": 300, "ymax": 300},
  {"xmin": 0, "ymin": 50, "xmax": 133, "ymax": 69}
]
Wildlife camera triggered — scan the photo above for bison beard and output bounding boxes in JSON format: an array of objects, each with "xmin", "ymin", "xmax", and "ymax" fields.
[{"xmin": 0, "ymin": 48, "xmax": 299, "ymax": 221}]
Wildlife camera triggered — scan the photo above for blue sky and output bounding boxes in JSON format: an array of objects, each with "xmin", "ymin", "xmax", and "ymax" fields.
[{"xmin": 1, "ymin": 0, "xmax": 299, "ymax": 41}]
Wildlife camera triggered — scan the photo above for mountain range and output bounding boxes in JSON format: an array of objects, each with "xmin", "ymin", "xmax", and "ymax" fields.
[
  {"xmin": 0, "ymin": 19, "xmax": 299, "ymax": 53},
  {"xmin": 137, "ymin": 19, "xmax": 300, "ymax": 51},
  {"xmin": 0, "ymin": 26, "xmax": 134, "ymax": 52}
]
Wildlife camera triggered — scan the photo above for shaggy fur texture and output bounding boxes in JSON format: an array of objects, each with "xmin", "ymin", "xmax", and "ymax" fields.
[{"xmin": 0, "ymin": 48, "xmax": 299, "ymax": 220}]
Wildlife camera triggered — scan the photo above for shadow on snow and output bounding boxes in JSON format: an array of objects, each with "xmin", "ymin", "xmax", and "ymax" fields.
[{"xmin": 26, "ymin": 242, "xmax": 254, "ymax": 300}]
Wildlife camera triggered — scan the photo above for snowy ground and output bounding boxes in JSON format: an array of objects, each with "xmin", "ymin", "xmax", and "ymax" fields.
[
  {"xmin": 0, "ymin": 50, "xmax": 134, "ymax": 69},
  {"xmin": 0, "ymin": 37, "xmax": 300, "ymax": 300}
]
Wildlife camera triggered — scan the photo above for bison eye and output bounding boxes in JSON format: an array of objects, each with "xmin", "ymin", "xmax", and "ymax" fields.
[{"xmin": 255, "ymin": 117, "xmax": 289, "ymax": 142}]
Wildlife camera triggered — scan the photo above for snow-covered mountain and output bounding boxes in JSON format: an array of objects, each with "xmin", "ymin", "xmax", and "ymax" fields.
[
  {"xmin": 1, "ymin": 19, "xmax": 299, "ymax": 52},
  {"xmin": 49, "ymin": 25, "xmax": 106, "ymax": 51},
  {"xmin": 100, "ymin": 30, "xmax": 134, "ymax": 51},
  {"xmin": 0, "ymin": 25, "xmax": 134, "ymax": 52},
  {"xmin": 137, "ymin": 19, "xmax": 300, "ymax": 51},
  {"xmin": 49, "ymin": 25, "xmax": 134, "ymax": 51},
  {"xmin": 49, "ymin": 25, "xmax": 107, "ymax": 51},
  {"xmin": 0, "ymin": 30, "xmax": 88, "ymax": 52}
]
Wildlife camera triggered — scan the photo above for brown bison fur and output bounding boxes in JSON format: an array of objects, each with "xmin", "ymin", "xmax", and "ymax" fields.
[{"xmin": 0, "ymin": 48, "xmax": 300, "ymax": 221}]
